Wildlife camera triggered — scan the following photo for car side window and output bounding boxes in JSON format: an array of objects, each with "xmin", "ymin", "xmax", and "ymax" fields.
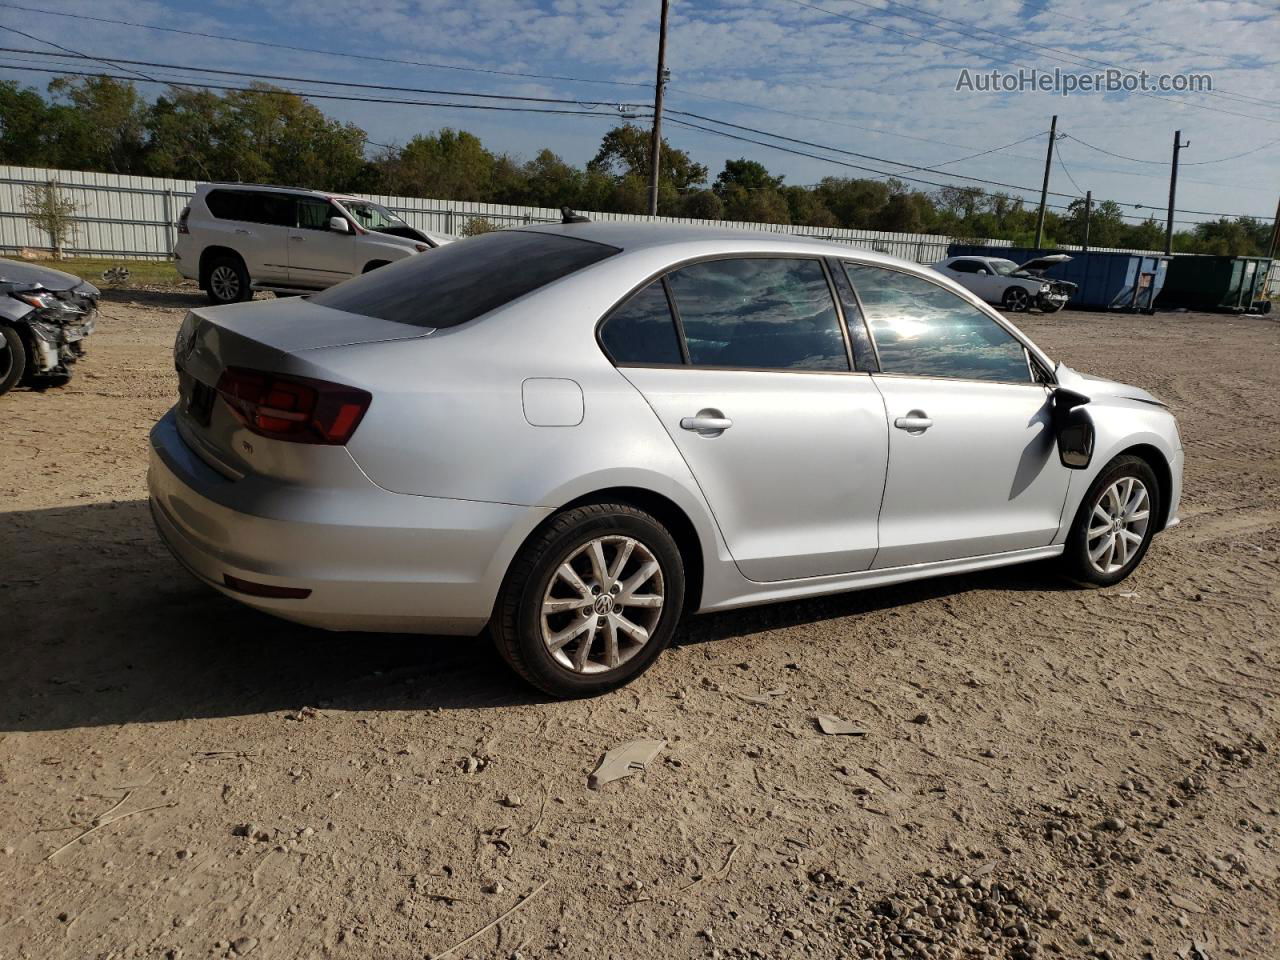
[
  {"xmin": 948, "ymin": 259, "xmax": 981, "ymax": 274},
  {"xmin": 843, "ymin": 262, "xmax": 1031, "ymax": 383},
  {"xmin": 296, "ymin": 196, "xmax": 338, "ymax": 231},
  {"xmin": 666, "ymin": 258, "xmax": 849, "ymax": 371},
  {"xmin": 599, "ymin": 280, "xmax": 684, "ymax": 365}
]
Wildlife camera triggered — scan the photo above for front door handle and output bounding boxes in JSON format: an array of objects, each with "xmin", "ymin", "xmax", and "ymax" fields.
[
  {"xmin": 290, "ymin": 235, "xmax": 304, "ymax": 242},
  {"xmin": 680, "ymin": 410, "xmax": 733, "ymax": 436},
  {"xmin": 894, "ymin": 410, "xmax": 933, "ymax": 434},
  {"xmin": 234, "ymin": 228, "xmax": 251, "ymax": 235}
]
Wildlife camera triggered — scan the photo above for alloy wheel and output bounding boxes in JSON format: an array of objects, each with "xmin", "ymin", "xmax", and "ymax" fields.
[
  {"xmin": 1086, "ymin": 477, "xmax": 1150, "ymax": 575},
  {"xmin": 210, "ymin": 265, "xmax": 241, "ymax": 302},
  {"xmin": 540, "ymin": 535, "xmax": 665, "ymax": 675},
  {"xmin": 1005, "ymin": 288, "xmax": 1030, "ymax": 311}
]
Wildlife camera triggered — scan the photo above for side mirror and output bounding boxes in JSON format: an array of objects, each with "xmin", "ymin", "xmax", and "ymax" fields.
[
  {"xmin": 328, "ymin": 216, "xmax": 350, "ymax": 233},
  {"xmin": 977, "ymin": 268, "xmax": 989, "ymax": 275},
  {"xmin": 1052, "ymin": 387, "xmax": 1094, "ymax": 469}
]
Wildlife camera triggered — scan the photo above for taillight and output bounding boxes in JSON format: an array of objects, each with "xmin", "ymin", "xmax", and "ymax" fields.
[
  {"xmin": 177, "ymin": 206, "xmax": 190, "ymax": 234},
  {"xmin": 214, "ymin": 367, "xmax": 371, "ymax": 445}
]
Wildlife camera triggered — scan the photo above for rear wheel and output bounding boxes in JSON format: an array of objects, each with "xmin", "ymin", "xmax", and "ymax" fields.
[
  {"xmin": 206, "ymin": 254, "xmax": 250, "ymax": 305},
  {"xmin": 492, "ymin": 503, "xmax": 685, "ymax": 698},
  {"xmin": 1062, "ymin": 455, "xmax": 1160, "ymax": 586},
  {"xmin": 1002, "ymin": 286, "xmax": 1031, "ymax": 312},
  {"xmin": 0, "ymin": 325, "xmax": 27, "ymax": 396}
]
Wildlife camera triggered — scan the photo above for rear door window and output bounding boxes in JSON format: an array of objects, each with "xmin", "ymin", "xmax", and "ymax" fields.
[
  {"xmin": 310, "ymin": 230, "xmax": 620, "ymax": 328},
  {"xmin": 665, "ymin": 258, "xmax": 849, "ymax": 371},
  {"xmin": 843, "ymin": 262, "xmax": 1031, "ymax": 383},
  {"xmin": 599, "ymin": 280, "xmax": 684, "ymax": 365},
  {"xmin": 205, "ymin": 189, "xmax": 293, "ymax": 227}
]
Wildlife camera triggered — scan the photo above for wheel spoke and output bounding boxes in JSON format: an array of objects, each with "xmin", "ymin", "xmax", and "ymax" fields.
[
  {"xmin": 1119, "ymin": 528, "xmax": 1144, "ymax": 546},
  {"xmin": 607, "ymin": 538, "xmax": 635, "ymax": 583},
  {"xmin": 1092, "ymin": 504, "xmax": 1111, "ymax": 526},
  {"xmin": 542, "ymin": 596, "xmax": 591, "ymax": 615},
  {"xmin": 547, "ymin": 617, "xmax": 591, "ymax": 652},
  {"xmin": 1090, "ymin": 534, "xmax": 1114, "ymax": 563},
  {"xmin": 1126, "ymin": 509, "xmax": 1150, "ymax": 524},
  {"xmin": 1088, "ymin": 523, "xmax": 1111, "ymax": 539},
  {"xmin": 1113, "ymin": 532, "xmax": 1127, "ymax": 567},
  {"xmin": 572, "ymin": 619, "xmax": 598, "ymax": 671},
  {"xmin": 602, "ymin": 617, "xmax": 619, "ymax": 669},
  {"xmin": 612, "ymin": 613, "xmax": 650, "ymax": 644},
  {"xmin": 586, "ymin": 540, "xmax": 609, "ymax": 588},
  {"xmin": 619, "ymin": 560, "xmax": 660, "ymax": 601},
  {"xmin": 622, "ymin": 593, "xmax": 664, "ymax": 608},
  {"xmin": 555, "ymin": 562, "xmax": 590, "ymax": 598}
]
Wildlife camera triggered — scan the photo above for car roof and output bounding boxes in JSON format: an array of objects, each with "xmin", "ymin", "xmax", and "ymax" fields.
[{"xmin": 517, "ymin": 221, "xmax": 925, "ymax": 271}]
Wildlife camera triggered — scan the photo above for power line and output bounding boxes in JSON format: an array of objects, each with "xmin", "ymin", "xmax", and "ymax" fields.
[
  {"xmin": 1064, "ymin": 132, "xmax": 1280, "ymax": 167},
  {"xmin": 779, "ymin": 0, "xmax": 1280, "ymax": 125},
  {"xmin": 929, "ymin": 131, "xmax": 1050, "ymax": 168},
  {"xmin": 0, "ymin": 1, "xmax": 650, "ymax": 89},
  {"xmin": 1054, "ymin": 139, "xmax": 1086, "ymax": 196},
  {"xmin": 0, "ymin": 63, "xmax": 647, "ymax": 119}
]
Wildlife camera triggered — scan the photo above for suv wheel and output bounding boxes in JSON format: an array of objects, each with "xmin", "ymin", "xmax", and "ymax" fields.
[
  {"xmin": 492, "ymin": 503, "xmax": 685, "ymax": 698},
  {"xmin": 206, "ymin": 255, "xmax": 250, "ymax": 305},
  {"xmin": 1062, "ymin": 455, "xmax": 1160, "ymax": 586}
]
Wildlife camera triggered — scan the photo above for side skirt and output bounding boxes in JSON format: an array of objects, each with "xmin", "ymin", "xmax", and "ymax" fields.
[{"xmin": 699, "ymin": 545, "xmax": 1064, "ymax": 613}]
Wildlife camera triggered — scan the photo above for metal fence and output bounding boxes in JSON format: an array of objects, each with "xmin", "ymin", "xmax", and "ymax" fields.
[{"xmin": 2, "ymin": 164, "xmax": 1270, "ymax": 290}]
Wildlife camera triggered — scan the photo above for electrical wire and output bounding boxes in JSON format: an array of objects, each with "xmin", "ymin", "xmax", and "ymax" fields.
[
  {"xmin": 1054, "ymin": 139, "xmax": 1086, "ymax": 196},
  {"xmin": 1064, "ymin": 132, "xmax": 1280, "ymax": 167},
  {"xmin": 0, "ymin": 1, "xmax": 650, "ymax": 89}
]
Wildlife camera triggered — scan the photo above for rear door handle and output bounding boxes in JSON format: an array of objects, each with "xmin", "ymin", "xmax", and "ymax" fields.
[
  {"xmin": 234, "ymin": 228, "xmax": 251, "ymax": 235},
  {"xmin": 680, "ymin": 411, "xmax": 733, "ymax": 436},
  {"xmin": 290, "ymin": 235, "xmax": 304, "ymax": 242},
  {"xmin": 894, "ymin": 411, "xmax": 933, "ymax": 434}
]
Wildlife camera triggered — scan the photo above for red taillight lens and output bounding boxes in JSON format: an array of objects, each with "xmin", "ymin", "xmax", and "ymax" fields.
[{"xmin": 214, "ymin": 367, "xmax": 371, "ymax": 445}]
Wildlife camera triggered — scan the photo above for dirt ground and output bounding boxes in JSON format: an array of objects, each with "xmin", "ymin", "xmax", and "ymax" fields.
[{"xmin": 1, "ymin": 285, "xmax": 1276, "ymax": 960}]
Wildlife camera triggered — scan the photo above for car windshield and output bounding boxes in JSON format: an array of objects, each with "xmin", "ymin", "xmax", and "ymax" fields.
[
  {"xmin": 990, "ymin": 259, "xmax": 1022, "ymax": 276},
  {"xmin": 340, "ymin": 199, "xmax": 404, "ymax": 231},
  {"xmin": 309, "ymin": 229, "xmax": 621, "ymax": 328}
]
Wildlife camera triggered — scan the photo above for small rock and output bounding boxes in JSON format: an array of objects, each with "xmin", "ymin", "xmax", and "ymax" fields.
[
  {"xmin": 231, "ymin": 936, "xmax": 258, "ymax": 956},
  {"xmin": 462, "ymin": 757, "xmax": 480, "ymax": 775},
  {"xmin": 499, "ymin": 794, "xmax": 523, "ymax": 808},
  {"xmin": 1097, "ymin": 817, "xmax": 1126, "ymax": 833},
  {"xmin": 482, "ymin": 882, "xmax": 504, "ymax": 895},
  {"xmin": 232, "ymin": 823, "xmax": 254, "ymax": 838},
  {"xmin": 911, "ymin": 712, "xmax": 932, "ymax": 725},
  {"xmin": 176, "ymin": 849, "xmax": 193, "ymax": 860}
]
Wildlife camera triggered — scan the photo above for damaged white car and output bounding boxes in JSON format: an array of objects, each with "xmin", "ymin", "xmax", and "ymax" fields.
[
  {"xmin": 934, "ymin": 254, "xmax": 1077, "ymax": 313},
  {"xmin": 0, "ymin": 259, "xmax": 99, "ymax": 396}
]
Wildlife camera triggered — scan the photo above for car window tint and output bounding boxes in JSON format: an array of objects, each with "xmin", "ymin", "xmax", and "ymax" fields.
[
  {"xmin": 843, "ymin": 262, "xmax": 1030, "ymax": 383},
  {"xmin": 310, "ymin": 230, "xmax": 620, "ymax": 328},
  {"xmin": 599, "ymin": 280, "xmax": 683, "ymax": 365},
  {"xmin": 666, "ymin": 258, "xmax": 848, "ymax": 371},
  {"xmin": 205, "ymin": 189, "xmax": 240, "ymax": 220},
  {"xmin": 297, "ymin": 196, "xmax": 335, "ymax": 230},
  {"xmin": 948, "ymin": 259, "xmax": 981, "ymax": 273}
]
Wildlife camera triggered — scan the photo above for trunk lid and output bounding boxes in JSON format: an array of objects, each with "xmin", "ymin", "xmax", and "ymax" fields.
[{"xmin": 173, "ymin": 297, "xmax": 422, "ymax": 480}]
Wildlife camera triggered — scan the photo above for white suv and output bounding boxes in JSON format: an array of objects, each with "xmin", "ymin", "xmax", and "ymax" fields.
[{"xmin": 174, "ymin": 184, "xmax": 453, "ymax": 304}]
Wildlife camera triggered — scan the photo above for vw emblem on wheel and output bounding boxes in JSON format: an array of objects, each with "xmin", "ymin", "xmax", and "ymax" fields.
[{"xmin": 592, "ymin": 594, "xmax": 614, "ymax": 615}]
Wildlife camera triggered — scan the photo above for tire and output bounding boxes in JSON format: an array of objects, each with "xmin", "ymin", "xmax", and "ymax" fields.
[
  {"xmin": 1062, "ymin": 454, "xmax": 1160, "ymax": 587},
  {"xmin": 0, "ymin": 325, "xmax": 27, "ymax": 396},
  {"xmin": 1002, "ymin": 286, "xmax": 1031, "ymax": 312},
  {"xmin": 1038, "ymin": 298, "xmax": 1065, "ymax": 314},
  {"xmin": 205, "ymin": 254, "xmax": 251, "ymax": 305},
  {"xmin": 491, "ymin": 503, "xmax": 686, "ymax": 698}
]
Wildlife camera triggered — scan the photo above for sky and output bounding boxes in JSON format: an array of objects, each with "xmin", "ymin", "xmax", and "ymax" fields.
[{"xmin": 0, "ymin": 0, "xmax": 1277, "ymax": 227}]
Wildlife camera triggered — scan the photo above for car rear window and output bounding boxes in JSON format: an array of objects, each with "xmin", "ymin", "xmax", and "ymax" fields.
[{"xmin": 310, "ymin": 230, "xmax": 620, "ymax": 328}]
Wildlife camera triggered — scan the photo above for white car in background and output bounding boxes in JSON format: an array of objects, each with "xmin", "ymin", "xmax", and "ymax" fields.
[
  {"xmin": 175, "ymin": 184, "xmax": 454, "ymax": 304},
  {"xmin": 934, "ymin": 254, "xmax": 1076, "ymax": 313}
]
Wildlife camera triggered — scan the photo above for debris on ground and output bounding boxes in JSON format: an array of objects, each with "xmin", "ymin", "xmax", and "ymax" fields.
[{"xmin": 587, "ymin": 739, "xmax": 666, "ymax": 789}]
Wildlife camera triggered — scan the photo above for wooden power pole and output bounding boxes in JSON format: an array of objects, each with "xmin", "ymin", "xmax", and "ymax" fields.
[
  {"xmin": 1268, "ymin": 193, "xmax": 1280, "ymax": 259},
  {"xmin": 1082, "ymin": 190, "xmax": 1093, "ymax": 252},
  {"xmin": 1034, "ymin": 115, "xmax": 1058, "ymax": 249},
  {"xmin": 1164, "ymin": 130, "xmax": 1190, "ymax": 255},
  {"xmin": 647, "ymin": 0, "xmax": 670, "ymax": 218}
]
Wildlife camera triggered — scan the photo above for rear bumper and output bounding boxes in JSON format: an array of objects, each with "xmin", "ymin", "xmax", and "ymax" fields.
[{"xmin": 147, "ymin": 408, "xmax": 550, "ymax": 634}]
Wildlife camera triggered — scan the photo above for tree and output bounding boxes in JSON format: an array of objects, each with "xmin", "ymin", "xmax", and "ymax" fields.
[
  {"xmin": 783, "ymin": 186, "xmax": 837, "ymax": 228},
  {"xmin": 713, "ymin": 158, "xmax": 783, "ymax": 196},
  {"xmin": 45, "ymin": 76, "xmax": 149, "ymax": 174},
  {"xmin": 588, "ymin": 124, "xmax": 708, "ymax": 212},
  {"xmin": 23, "ymin": 180, "xmax": 77, "ymax": 257},
  {"xmin": 678, "ymin": 189, "xmax": 724, "ymax": 220},
  {"xmin": 0, "ymin": 80, "xmax": 53, "ymax": 166},
  {"xmin": 377, "ymin": 128, "xmax": 497, "ymax": 200},
  {"xmin": 814, "ymin": 178, "xmax": 893, "ymax": 228}
]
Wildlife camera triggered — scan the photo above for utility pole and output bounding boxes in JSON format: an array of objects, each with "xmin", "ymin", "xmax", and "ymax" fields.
[
  {"xmin": 1033, "ymin": 114, "xmax": 1057, "ymax": 249},
  {"xmin": 1164, "ymin": 130, "xmax": 1190, "ymax": 255},
  {"xmin": 1082, "ymin": 190, "xmax": 1092, "ymax": 253},
  {"xmin": 1268, "ymin": 193, "xmax": 1280, "ymax": 259},
  {"xmin": 647, "ymin": 0, "xmax": 670, "ymax": 218}
]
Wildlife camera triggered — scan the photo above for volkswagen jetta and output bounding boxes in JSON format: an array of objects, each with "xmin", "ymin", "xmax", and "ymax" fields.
[{"xmin": 149, "ymin": 223, "xmax": 1183, "ymax": 697}]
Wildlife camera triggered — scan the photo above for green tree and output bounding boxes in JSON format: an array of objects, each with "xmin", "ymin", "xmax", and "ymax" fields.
[
  {"xmin": 713, "ymin": 158, "xmax": 784, "ymax": 196},
  {"xmin": 0, "ymin": 80, "xmax": 53, "ymax": 166},
  {"xmin": 783, "ymin": 186, "xmax": 837, "ymax": 228},
  {"xmin": 814, "ymin": 177, "xmax": 893, "ymax": 228},
  {"xmin": 678, "ymin": 189, "xmax": 724, "ymax": 220},
  {"xmin": 588, "ymin": 124, "xmax": 708, "ymax": 212},
  {"xmin": 377, "ymin": 129, "xmax": 497, "ymax": 200},
  {"xmin": 46, "ymin": 76, "xmax": 149, "ymax": 173}
]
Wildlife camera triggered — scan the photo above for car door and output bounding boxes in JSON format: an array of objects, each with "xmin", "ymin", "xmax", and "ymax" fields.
[
  {"xmin": 288, "ymin": 195, "xmax": 356, "ymax": 288},
  {"xmin": 842, "ymin": 261, "xmax": 1070, "ymax": 568},
  {"xmin": 607, "ymin": 257, "xmax": 889, "ymax": 582},
  {"xmin": 205, "ymin": 189, "xmax": 291, "ymax": 285}
]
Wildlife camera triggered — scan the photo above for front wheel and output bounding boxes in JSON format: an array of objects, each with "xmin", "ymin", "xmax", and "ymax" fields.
[
  {"xmin": 492, "ymin": 503, "xmax": 685, "ymax": 698},
  {"xmin": 0, "ymin": 325, "xmax": 27, "ymax": 396},
  {"xmin": 1002, "ymin": 286, "xmax": 1031, "ymax": 312},
  {"xmin": 1062, "ymin": 455, "xmax": 1160, "ymax": 586},
  {"xmin": 1038, "ymin": 297, "xmax": 1065, "ymax": 314}
]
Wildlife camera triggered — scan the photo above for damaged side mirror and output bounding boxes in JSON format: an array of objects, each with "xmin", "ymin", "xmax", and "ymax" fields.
[{"xmin": 1052, "ymin": 387, "xmax": 1094, "ymax": 470}]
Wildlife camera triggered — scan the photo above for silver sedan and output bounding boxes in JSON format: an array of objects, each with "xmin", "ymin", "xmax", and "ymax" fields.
[{"xmin": 149, "ymin": 223, "xmax": 1183, "ymax": 697}]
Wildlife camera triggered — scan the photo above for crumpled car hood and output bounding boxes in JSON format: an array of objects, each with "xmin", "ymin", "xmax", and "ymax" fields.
[
  {"xmin": 0, "ymin": 258, "xmax": 90, "ymax": 292},
  {"xmin": 1056, "ymin": 363, "xmax": 1164, "ymax": 406}
]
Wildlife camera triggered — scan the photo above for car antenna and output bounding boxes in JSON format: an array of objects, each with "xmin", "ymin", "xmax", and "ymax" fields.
[{"xmin": 560, "ymin": 207, "xmax": 590, "ymax": 224}]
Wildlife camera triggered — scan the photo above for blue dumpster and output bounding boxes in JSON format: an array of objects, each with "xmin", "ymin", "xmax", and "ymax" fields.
[{"xmin": 946, "ymin": 245, "xmax": 1172, "ymax": 312}]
